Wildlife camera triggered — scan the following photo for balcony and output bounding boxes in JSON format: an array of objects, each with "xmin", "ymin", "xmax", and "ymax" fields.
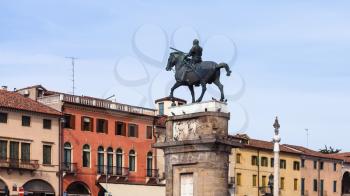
[
  {"xmin": 96, "ymin": 165, "xmax": 129, "ymax": 177},
  {"xmin": 146, "ymin": 169, "xmax": 159, "ymax": 178},
  {"xmin": 61, "ymin": 162, "xmax": 77, "ymax": 174},
  {"xmin": 0, "ymin": 158, "xmax": 39, "ymax": 171}
]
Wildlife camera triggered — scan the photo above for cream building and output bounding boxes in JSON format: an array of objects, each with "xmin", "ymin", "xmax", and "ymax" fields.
[{"xmin": 0, "ymin": 89, "xmax": 61, "ymax": 196}]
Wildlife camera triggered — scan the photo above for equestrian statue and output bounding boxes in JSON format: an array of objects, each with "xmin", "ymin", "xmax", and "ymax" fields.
[{"xmin": 166, "ymin": 39, "xmax": 232, "ymax": 103}]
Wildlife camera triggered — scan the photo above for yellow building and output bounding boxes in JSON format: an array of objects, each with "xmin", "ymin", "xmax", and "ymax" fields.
[{"xmin": 229, "ymin": 134, "xmax": 302, "ymax": 196}]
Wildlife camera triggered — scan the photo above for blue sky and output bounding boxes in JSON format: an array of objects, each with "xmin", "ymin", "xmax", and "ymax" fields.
[{"xmin": 0, "ymin": 0, "xmax": 349, "ymax": 151}]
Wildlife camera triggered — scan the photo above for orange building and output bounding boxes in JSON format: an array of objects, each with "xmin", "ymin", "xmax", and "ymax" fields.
[{"xmin": 18, "ymin": 86, "xmax": 157, "ymax": 196}]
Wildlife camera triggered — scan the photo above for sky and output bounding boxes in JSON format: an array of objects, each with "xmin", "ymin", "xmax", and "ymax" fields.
[{"xmin": 0, "ymin": 0, "xmax": 349, "ymax": 151}]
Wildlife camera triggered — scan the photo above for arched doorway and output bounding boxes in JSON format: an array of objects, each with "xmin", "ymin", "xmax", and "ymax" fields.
[
  {"xmin": 23, "ymin": 179, "xmax": 55, "ymax": 196},
  {"xmin": 66, "ymin": 181, "xmax": 91, "ymax": 196},
  {"xmin": 342, "ymin": 172, "xmax": 350, "ymax": 195},
  {"xmin": 0, "ymin": 179, "xmax": 9, "ymax": 196}
]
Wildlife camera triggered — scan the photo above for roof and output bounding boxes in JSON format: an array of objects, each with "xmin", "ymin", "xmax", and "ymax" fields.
[
  {"xmin": 154, "ymin": 96, "xmax": 187, "ymax": 104},
  {"xmin": 246, "ymin": 138, "xmax": 301, "ymax": 154},
  {"xmin": 0, "ymin": 90, "xmax": 61, "ymax": 116},
  {"xmin": 283, "ymin": 144, "xmax": 344, "ymax": 161},
  {"xmin": 16, "ymin": 84, "xmax": 47, "ymax": 91}
]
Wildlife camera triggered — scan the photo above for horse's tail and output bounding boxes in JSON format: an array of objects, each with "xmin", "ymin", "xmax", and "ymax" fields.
[{"xmin": 217, "ymin": 63, "xmax": 232, "ymax": 76}]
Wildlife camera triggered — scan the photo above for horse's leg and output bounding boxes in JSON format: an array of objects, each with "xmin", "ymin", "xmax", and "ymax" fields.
[
  {"xmin": 213, "ymin": 79, "xmax": 224, "ymax": 101},
  {"xmin": 196, "ymin": 83, "xmax": 207, "ymax": 102},
  {"xmin": 188, "ymin": 85, "xmax": 195, "ymax": 103},
  {"xmin": 169, "ymin": 82, "xmax": 182, "ymax": 98}
]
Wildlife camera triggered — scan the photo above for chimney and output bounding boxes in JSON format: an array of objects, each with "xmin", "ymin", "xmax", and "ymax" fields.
[{"xmin": 1, "ymin": 86, "xmax": 8, "ymax": 91}]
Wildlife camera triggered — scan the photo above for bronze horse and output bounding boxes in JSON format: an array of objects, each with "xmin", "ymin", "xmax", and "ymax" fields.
[{"xmin": 166, "ymin": 51, "xmax": 232, "ymax": 103}]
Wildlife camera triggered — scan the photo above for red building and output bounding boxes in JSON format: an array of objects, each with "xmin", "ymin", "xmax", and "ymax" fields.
[{"xmin": 18, "ymin": 86, "xmax": 157, "ymax": 196}]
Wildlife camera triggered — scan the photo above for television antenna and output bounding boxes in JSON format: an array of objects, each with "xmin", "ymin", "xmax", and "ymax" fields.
[{"xmin": 65, "ymin": 57, "xmax": 78, "ymax": 95}]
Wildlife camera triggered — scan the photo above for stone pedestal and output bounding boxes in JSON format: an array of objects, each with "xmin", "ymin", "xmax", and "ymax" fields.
[{"xmin": 154, "ymin": 101, "xmax": 241, "ymax": 196}]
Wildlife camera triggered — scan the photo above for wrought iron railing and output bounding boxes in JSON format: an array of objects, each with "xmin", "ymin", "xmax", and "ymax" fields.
[
  {"xmin": 0, "ymin": 158, "xmax": 39, "ymax": 170},
  {"xmin": 61, "ymin": 162, "xmax": 77, "ymax": 173},
  {"xmin": 146, "ymin": 169, "xmax": 159, "ymax": 177},
  {"xmin": 96, "ymin": 165, "xmax": 129, "ymax": 176}
]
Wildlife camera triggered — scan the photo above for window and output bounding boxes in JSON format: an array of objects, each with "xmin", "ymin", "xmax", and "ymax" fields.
[
  {"xmin": 261, "ymin": 157, "xmax": 268, "ymax": 167},
  {"xmin": 270, "ymin": 158, "xmax": 274, "ymax": 167},
  {"xmin": 293, "ymin": 161, "xmax": 300, "ymax": 170},
  {"xmin": 158, "ymin": 102, "xmax": 164, "ymax": 115},
  {"xmin": 301, "ymin": 159, "xmax": 305, "ymax": 168},
  {"xmin": 146, "ymin": 152, "xmax": 153, "ymax": 177},
  {"xmin": 237, "ymin": 173, "xmax": 242, "ymax": 186},
  {"xmin": 21, "ymin": 143, "xmax": 30, "ymax": 162},
  {"xmin": 115, "ymin": 121, "xmax": 126, "ymax": 136},
  {"xmin": 313, "ymin": 179, "xmax": 318, "ymax": 191},
  {"xmin": 43, "ymin": 145, "xmax": 52, "ymax": 165},
  {"xmin": 262, "ymin": 176, "xmax": 267, "ymax": 186},
  {"xmin": 320, "ymin": 180, "xmax": 324, "ymax": 195},
  {"xmin": 146, "ymin": 126, "xmax": 153, "ymax": 139},
  {"xmin": 301, "ymin": 178, "xmax": 305, "ymax": 195},
  {"xmin": 334, "ymin": 163, "xmax": 337, "ymax": 171},
  {"xmin": 313, "ymin": 160, "xmax": 317, "ymax": 169},
  {"xmin": 97, "ymin": 146, "xmax": 104, "ymax": 174},
  {"xmin": 319, "ymin": 161, "xmax": 324, "ymax": 170},
  {"xmin": 116, "ymin": 149, "xmax": 123, "ymax": 175},
  {"xmin": 280, "ymin": 177, "xmax": 285, "ymax": 189},
  {"xmin": 10, "ymin": 141, "xmax": 19, "ymax": 160},
  {"xmin": 0, "ymin": 112, "xmax": 8, "ymax": 123},
  {"xmin": 333, "ymin": 180, "xmax": 337, "ymax": 192},
  {"xmin": 107, "ymin": 147, "xmax": 113, "ymax": 174},
  {"xmin": 97, "ymin": 119, "xmax": 108, "ymax": 133},
  {"xmin": 64, "ymin": 142, "xmax": 72, "ymax": 165},
  {"xmin": 294, "ymin": 179, "xmax": 298, "ymax": 191},
  {"xmin": 22, "ymin": 116, "xmax": 31, "ymax": 127},
  {"xmin": 128, "ymin": 124, "xmax": 139, "ymax": 137},
  {"xmin": 81, "ymin": 116, "xmax": 93, "ymax": 131},
  {"xmin": 129, "ymin": 150, "xmax": 136, "ymax": 172},
  {"xmin": 82, "ymin": 144, "xmax": 90, "ymax": 167},
  {"xmin": 64, "ymin": 114, "xmax": 75, "ymax": 129},
  {"xmin": 236, "ymin": 153, "xmax": 241, "ymax": 164},
  {"xmin": 0, "ymin": 140, "xmax": 7, "ymax": 160},
  {"xmin": 252, "ymin": 175, "xmax": 257, "ymax": 187},
  {"xmin": 251, "ymin": 156, "xmax": 258, "ymax": 166},
  {"xmin": 43, "ymin": 119, "xmax": 52, "ymax": 129},
  {"xmin": 280, "ymin": 159, "xmax": 286, "ymax": 169}
]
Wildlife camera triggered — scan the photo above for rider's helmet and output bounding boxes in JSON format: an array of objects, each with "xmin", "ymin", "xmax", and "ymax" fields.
[{"xmin": 193, "ymin": 39, "xmax": 199, "ymax": 45}]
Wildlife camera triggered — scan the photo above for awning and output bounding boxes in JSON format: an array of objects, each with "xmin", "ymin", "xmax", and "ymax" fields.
[{"xmin": 99, "ymin": 183, "xmax": 165, "ymax": 196}]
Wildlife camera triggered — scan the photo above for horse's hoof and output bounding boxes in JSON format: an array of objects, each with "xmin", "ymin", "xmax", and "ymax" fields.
[{"xmin": 226, "ymin": 71, "xmax": 232, "ymax": 76}]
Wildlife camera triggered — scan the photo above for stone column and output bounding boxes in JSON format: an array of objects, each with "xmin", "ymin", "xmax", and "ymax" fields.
[
  {"xmin": 273, "ymin": 117, "xmax": 281, "ymax": 196},
  {"xmin": 153, "ymin": 101, "xmax": 241, "ymax": 196}
]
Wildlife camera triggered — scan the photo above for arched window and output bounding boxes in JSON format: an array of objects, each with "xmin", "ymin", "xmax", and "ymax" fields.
[
  {"xmin": 97, "ymin": 146, "xmax": 104, "ymax": 174},
  {"xmin": 82, "ymin": 144, "xmax": 90, "ymax": 168},
  {"xmin": 146, "ymin": 152, "xmax": 153, "ymax": 177},
  {"xmin": 129, "ymin": 150, "xmax": 136, "ymax": 172},
  {"xmin": 107, "ymin": 147, "xmax": 113, "ymax": 174},
  {"xmin": 116, "ymin": 149, "xmax": 123, "ymax": 175},
  {"xmin": 64, "ymin": 142, "xmax": 72, "ymax": 169}
]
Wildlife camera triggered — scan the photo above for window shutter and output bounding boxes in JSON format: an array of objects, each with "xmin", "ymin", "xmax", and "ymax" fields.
[
  {"xmin": 90, "ymin": 117, "xmax": 94, "ymax": 132},
  {"xmin": 81, "ymin": 117, "xmax": 84, "ymax": 131},
  {"xmin": 135, "ymin": 125, "xmax": 139, "ymax": 138},
  {"xmin": 123, "ymin": 123, "xmax": 126, "ymax": 136},
  {"xmin": 105, "ymin": 120, "xmax": 108, "ymax": 133},
  {"xmin": 70, "ymin": 115, "xmax": 75, "ymax": 129}
]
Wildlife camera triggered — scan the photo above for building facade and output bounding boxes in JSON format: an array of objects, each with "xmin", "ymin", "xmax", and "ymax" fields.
[
  {"xmin": 18, "ymin": 86, "xmax": 158, "ymax": 196},
  {"xmin": 229, "ymin": 134, "xmax": 302, "ymax": 196},
  {"xmin": 286, "ymin": 145, "xmax": 344, "ymax": 196},
  {"xmin": 0, "ymin": 89, "xmax": 61, "ymax": 196}
]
